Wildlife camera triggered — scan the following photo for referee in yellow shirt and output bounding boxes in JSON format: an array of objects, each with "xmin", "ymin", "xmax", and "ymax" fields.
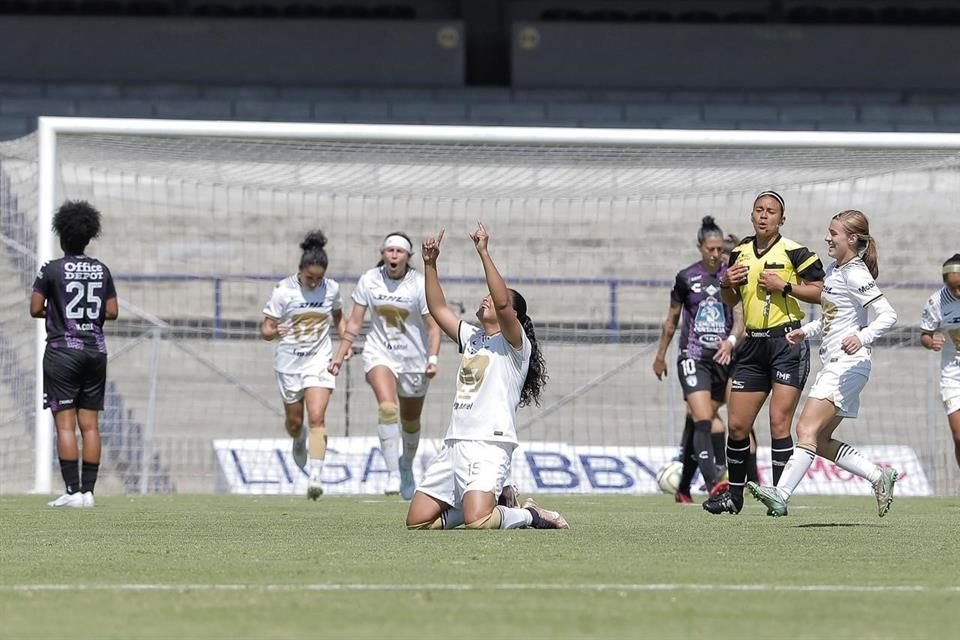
[{"xmin": 703, "ymin": 190, "xmax": 825, "ymax": 515}]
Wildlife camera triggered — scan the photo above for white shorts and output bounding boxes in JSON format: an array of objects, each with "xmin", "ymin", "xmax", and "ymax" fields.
[
  {"xmin": 363, "ymin": 355, "xmax": 429, "ymax": 398},
  {"xmin": 942, "ymin": 378, "xmax": 960, "ymax": 416},
  {"xmin": 416, "ymin": 440, "xmax": 514, "ymax": 508},
  {"xmin": 808, "ymin": 357, "xmax": 871, "ymax": 418},
  {"xmin": 275, "ymin": 370, "xmax": 335, "ymax": 405}
]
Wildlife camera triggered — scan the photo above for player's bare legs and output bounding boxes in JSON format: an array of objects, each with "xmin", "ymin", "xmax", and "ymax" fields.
[
  {"xmin": 303, "ymin": 387, "xmax": 332, "ymax": 500},
  {"xmin": 769, "ymin": 382, "xmax": 802, "ymax": 485},
  {"xmin": 282, "ymin": 399, "xmax": 308, "ymax": 471},
  {"xmin": 368, "ymin": 366, "xmax": 402, "ymax": 494},
  {"xmin": 398, "ymin": 395, "xmax": 426, "ymax": 500},
  {"xmin": 49, "ymin": 408, "xmax": 84, "ymax": 507},
  {"xmin": 406, "ymin": 491, "xmax": 452, "ymax": 529},
  {"xmin": 949, "ymin": 410, "xmax": 960, "ymax": 470},
  {"xmin": 77, "ymin": 408, "xmax": 101, "ymax": 506},
  {"xmin": 705, "ymin": 390, "xmax": 766, "ymax": 514}
]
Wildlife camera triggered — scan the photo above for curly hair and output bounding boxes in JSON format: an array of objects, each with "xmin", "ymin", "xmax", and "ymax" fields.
[
  {"xmin": 509, "ymin": 289, "xmax": 548, "ymax": 407},
  {"xmin": 298, "ymin": 230, "xmax": 329, "ymax": 271},
  {"xmin": 53, "ymin": 200, "xmax": 101, "ymax": 255}
]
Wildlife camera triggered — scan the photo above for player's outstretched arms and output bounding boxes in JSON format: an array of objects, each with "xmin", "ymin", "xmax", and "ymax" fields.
[
  {"xmin": 471, "ymin": 222, "xmax": 522, "ymax": 349},
  {"xmin": 422, "ymin": 230, "xmax": 460, "ymax": 341}
]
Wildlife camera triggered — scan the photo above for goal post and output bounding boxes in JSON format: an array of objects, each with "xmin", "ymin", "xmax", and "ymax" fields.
[{"xmin": 11, "ymin": 116, "xmax": 960, "ymax": 496}]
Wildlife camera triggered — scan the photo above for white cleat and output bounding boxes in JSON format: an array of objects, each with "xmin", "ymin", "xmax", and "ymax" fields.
[
  {"xmin": 48, "ymin": 492, "xmax": 84, "ymax": 508},
  {"xmin": 873, "ymin": 467, "xmax": 898, "ymax": 518},
  {"xmin": 81, "ymin": 492, "xmax": 95, "ymax": 508},
  {"xmin": 384, "ymin": 471, "xmax": 401, "ymax": 496},
  {"xmin": 292, "ymin": 428, "xmax": 308, "ymax": 472}
]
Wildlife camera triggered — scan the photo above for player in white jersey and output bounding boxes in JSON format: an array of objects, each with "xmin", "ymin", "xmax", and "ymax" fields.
[
  {"xmin": 920, "ymin": 253, "xmax": 960, "ymax": 472},
  {"xmin": 329, "ymin": 232, "xmax": 441, "ymax": 499},
  {"xmin": 747, "ymin": 210, "xmax": 899, "ymax": 517},
  {"xmin": 405, "ymin": 223, "xmax": 566, "ymax": 530},
  {"xmin": 260, "ymin": 231, "xmax": 345, "ymax": 500}
]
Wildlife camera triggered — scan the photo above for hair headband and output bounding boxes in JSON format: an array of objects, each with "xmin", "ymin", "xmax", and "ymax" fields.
[
  {"xmin": 755, "ymin": 190, "xmax": 785, "ymax": 212},
  {"xmin": 382, "ymin": 234, "xmax": 413, "ymax": 254}
]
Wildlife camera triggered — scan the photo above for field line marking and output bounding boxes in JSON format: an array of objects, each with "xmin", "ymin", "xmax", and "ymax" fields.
[{"xmin": 0, "ymin": 583, "xmax": 954, "ymax": 594}]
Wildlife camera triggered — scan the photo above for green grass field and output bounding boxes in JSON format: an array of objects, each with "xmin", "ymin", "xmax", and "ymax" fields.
[{"xmin": 1, "ymin": 494, "xmax": 958, "ymax": 639}]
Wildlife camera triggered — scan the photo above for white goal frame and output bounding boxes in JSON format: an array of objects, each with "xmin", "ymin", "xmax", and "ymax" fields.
[{"xmin": 33, "ymin": 115, "xmax": 960, "ymax": 493}]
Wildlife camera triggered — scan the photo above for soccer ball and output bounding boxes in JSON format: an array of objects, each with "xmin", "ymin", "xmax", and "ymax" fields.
[{"xmin": 655, "ymin": 460, "xmax": 684, "ymax": 494}]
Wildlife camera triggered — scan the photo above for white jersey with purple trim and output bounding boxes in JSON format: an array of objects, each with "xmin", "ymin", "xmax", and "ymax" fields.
[
  {"xmin": 444, "ymin": 321, "xmax": 531, "ymax": 445},
  {"xmin": 920, "ymin": 286, "xmax": 960, "ymax": 383},
  {"xmin": 352, "ymin": 267, "xmax": 430, "ymax": 373},
  {"xmin": 262, "ymin": 275, "xmax": 342, "ymax": 374},
  {"xmin": 817, "ymin": 259, "xmax": 885, "ymax": 364}
]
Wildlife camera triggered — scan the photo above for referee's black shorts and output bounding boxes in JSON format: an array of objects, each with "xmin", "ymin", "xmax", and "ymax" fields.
[
  {"xmin": 42, "ymin": 347, "xmax": 108, "ymax": 413},
  {"xmin": 730, "ymin": 323, "xmax": 809, "ymax": 393}
]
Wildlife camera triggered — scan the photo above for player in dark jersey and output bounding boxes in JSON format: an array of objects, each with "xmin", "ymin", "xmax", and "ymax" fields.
[
  {"xmin": 704, "ymin": 190, "xmax": 825, "ymax": 515},
  {"xmin": 31, "ymin": 201, "xmax": 118, "ymax": 508},
  {"xmin": 653, "ymin": 216, "xmax": 735, "ymax": 500}
]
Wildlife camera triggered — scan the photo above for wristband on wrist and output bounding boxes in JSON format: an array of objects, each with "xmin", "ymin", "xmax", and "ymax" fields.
[
  {"xmin": 783, "ymin": 282, "xmax": 793, "ymax": 296},
  {"xmin": 726, "ymin": 335, "xmax": 737, "ymax": 348},
  {"xmin": 428, "ymin": 355, "xmax": 439, "ymax": 365}
]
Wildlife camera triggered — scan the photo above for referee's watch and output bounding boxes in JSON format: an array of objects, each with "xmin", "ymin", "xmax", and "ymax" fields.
[{"xmin": 782, "ymin": 282, "xmax": 793, "ymax": 296}]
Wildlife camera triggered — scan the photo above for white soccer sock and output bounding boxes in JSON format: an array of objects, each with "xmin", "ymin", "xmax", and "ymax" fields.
[
  {"xmin": 378, "ymin": 422, "xmax": 401, "ymax": 473},
  {"xmin": 776, "ymin": 444, "xmax": 816, "ymax": 499},
  {"xmin": 497, "ymin": 505, "xmax": 534, "ymax": 529},
  {"xmin": 309, "ymin": 458, "xmax": 324, "ymax": 479},
  {"xmin": 401, "ymin": 428, "xmax": 420, "ymax": 465},
  {"xmin": 833, "ymin": 442, "xmax": 882, "ymax": 484}
]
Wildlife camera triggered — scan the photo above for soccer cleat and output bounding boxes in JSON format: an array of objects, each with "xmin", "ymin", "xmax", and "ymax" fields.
[
  {"xmin": 498, "ymin": 484, "xmax": 520, "ymax": 508},
  {"xmin": 292, "ymin": 428, "xmax": 308, "ymax": 472},
  {"xmin": 399, "ymin": 457, "xmax": 416, "ymax": 501},
  {"xmin": 522, "ymin": 498, "xmax": 569, "ymax": 530},
  {"xmin": 708, "ymin": 479, "xmax": 730, "ymax": 498},
  {"xmin": 873, "ymin": 467, "xmax": 898, "ymax": 518},
  {"xmin": 81, "ymin": 492, "xmax": 95, "ymax": 508},
  {"xmin": 384, "ymin": 471, "xmax": 401, "ymax": 496},
  {"xmin": 702, "ymin": 490, "xmax": 742, "ymax": 515},
  {"xmin": 48, "ymin": 492, "xmax": 84, "ymax": 508},
  {"xmin": 307, "ymin": 469, "xmax": 323, "ymax": 501},
  {"xmin": 674, "ymin": 491, "xmax": 693, "ymax": 504},
  {"xmin": 746, "ymin": 481, "xmax": 789, "ymax": 517}
]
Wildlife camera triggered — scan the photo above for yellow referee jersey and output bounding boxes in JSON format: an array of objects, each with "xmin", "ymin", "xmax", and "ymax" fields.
[{"xmin": 729, "ymin": 235, "xmax": 825, "ymax": 330}]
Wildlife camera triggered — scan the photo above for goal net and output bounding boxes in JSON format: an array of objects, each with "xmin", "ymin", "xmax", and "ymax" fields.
[{"xmin": 0, "ymin": 120, "xmax": 957, "ymax": 496}]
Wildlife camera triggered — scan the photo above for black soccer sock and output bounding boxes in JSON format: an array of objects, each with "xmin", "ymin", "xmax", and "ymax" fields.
[
  {"xmin": 81, "ymin": 461, "xmax": 100, "ymax": 494},
  {"xmin": 59, "ymin": 458, "xmax": 80, "ymax": 495},
  {"xmin": 725, "ymin": 438, "xmax": 751, "ymax": 499},
  {"xmin": 746, "ymin": 451, "xmax": 759, "ymax": 483},
  {"xmin": 692, "ymin": 420, "xmax": 720, "ymax": 486},
  {"xmin": 524, "ymin": 506, "xmax": 544, "ymax": 528},
  {"xmin": 678, "ymin": 415, "xmax": 697, "ymax": 494},
  {"xmin": 771, "ymin": 436, "xmax": 794, "ymax": 486},
  {"xmin": 712, "ymin": 432, "xmax": 727, "ymax": 467}
]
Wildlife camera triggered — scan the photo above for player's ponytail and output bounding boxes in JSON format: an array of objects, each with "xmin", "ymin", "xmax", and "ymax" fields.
[
  {"xmin": 299, "ymin": 230, "xmax": 329, "ymax": 270},
  {"xmin": 697, "ymin": 216, "xmax": 723, "ymax": 246},
  {"xmin": 833, "ymin": 210, "xmax": 878, "ymax": 279},
  {"xmin": 943, "ymin": 253, "xmax": 960, "ymax": 281},
  {"xmin": 509, "ymin": 289, "xmax": 547, "ymax": 407}
]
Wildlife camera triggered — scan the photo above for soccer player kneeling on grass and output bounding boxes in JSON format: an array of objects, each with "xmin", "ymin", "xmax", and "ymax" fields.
[
  {"xmin": 747, "ymin": 210, "xmax": 899, "ymax": 517},
  {"xmin": 405, "ymin": 223, "xmax": 566, "ymax": 530},
  {"xmin": 33, "ymin": 201, "xmax": 119, "ymax": 508}
]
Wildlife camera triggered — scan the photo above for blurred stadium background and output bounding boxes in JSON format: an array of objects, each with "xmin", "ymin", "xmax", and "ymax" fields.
[{"xmin": 1, "ymin": 0, "xmax": 959, "ymax": 497}]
